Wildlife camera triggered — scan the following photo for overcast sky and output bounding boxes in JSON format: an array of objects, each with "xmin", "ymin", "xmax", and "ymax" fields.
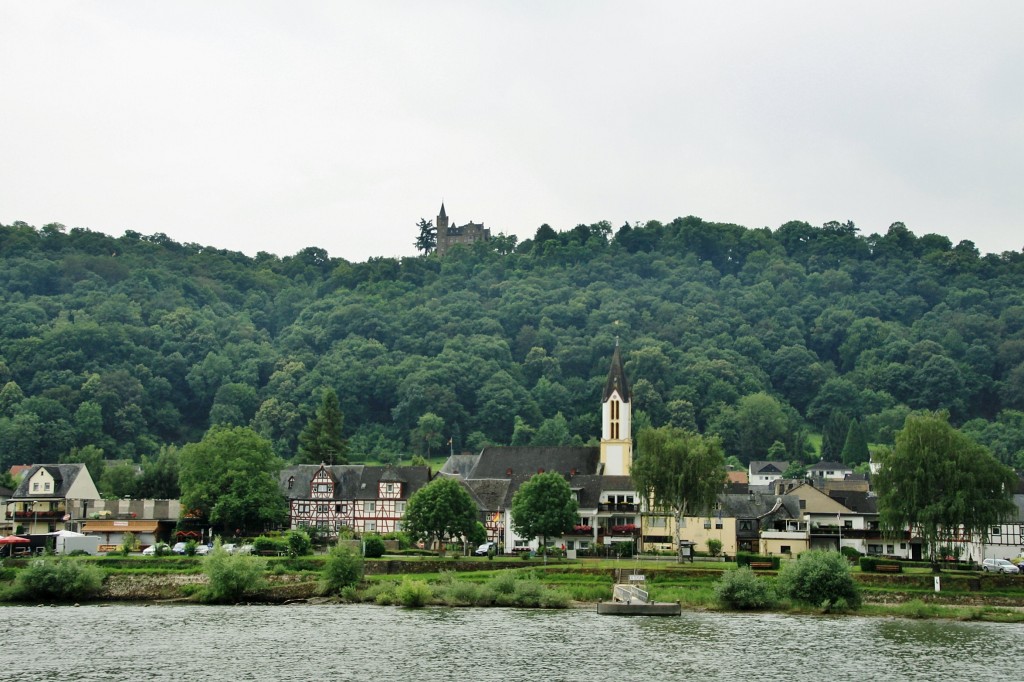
[{"xmin": 2, "ymin": 2, "xmax": 1022, "ymax": 263}]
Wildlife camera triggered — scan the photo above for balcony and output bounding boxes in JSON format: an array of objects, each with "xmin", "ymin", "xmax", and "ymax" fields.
[
  {"xmin": 568, "ymin": 525, "xmax": 594, "ymax": 535},
  {"xmin": 598, "ymin": 503, "xmax": 639, "ymax": 513},
  {"xmin": 9, "ymin": 509, "xmax": 67, "ymax": 520},
  {"xmin": 600, "ymin": 524, "xmax": 640, "ymax": 537}
]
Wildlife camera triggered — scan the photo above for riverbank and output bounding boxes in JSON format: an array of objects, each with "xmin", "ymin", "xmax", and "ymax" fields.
[{"xmin": 5, "ymin": 555, "xmax": 1024, "ymax": 622}]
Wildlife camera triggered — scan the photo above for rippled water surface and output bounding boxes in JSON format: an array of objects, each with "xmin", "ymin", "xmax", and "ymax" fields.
[{"xmin": 1, "ymin": 604, "xmax": 1022, "ymax": 681}]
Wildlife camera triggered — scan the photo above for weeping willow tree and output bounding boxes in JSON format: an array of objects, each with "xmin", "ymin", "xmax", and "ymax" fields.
[
  {"xmin": 632, "ymin": 426, "xmax": 726, "ymax": 563},
  {"xmin": 874, "ymin": 412, "xmax": 1016, "ymax": 566}
]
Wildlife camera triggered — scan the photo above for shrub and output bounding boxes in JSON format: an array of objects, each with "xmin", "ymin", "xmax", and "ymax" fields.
[
  {"xmin": 840, "ymin": 546, "xmax": 862, "ymax": 562},
  {"xmin": 184, "ymin": 540, "xmax": 198, "ymax": 557},
  {"xmin": 320, "ymin": 545, "xmax": 364, "ymax": 595},
  {"xmin": 489, "ymin": 571, "xmax": 517, "ymax": 595},
  {"xmin": 736, "ymin": 553, "xmax": 780, "ymax": 569},
  {"xmin": 10, "ymin": 558, "xmax": 105, "ymax": 601},
  {"xmin": 396, "ymin": 579, "xmax": 433, "ymax": 607},
  {"xmin": 363, "ymin": 535, "xmax": 386, "ymax": 559},
  {"xmin": 286, "ymin": 530, "xmax": 312, "ymax": 558},
  {"xmin": 382, "ymin": 531, "xmax": 412, "ymax": 550},
  {"xmin": 714, "ymin": 567, "xmax": 776, "ymax": 610},
  {"xmin": 777, "ymin": 550, "xmax": 861, "ymax": 612},
  {"xmin": 707, "ymin": 538, "xmax": 723, "ymax": 557},
  {"xmin": 252, "ymin": 536, "xmax": 288, "ymax": 555},
  {"xmin": 121, "ymin": 532, "xmax": 139, "ymax": 553},
  {"xmin": 202, "ymin": 549, "xmax": 267, "ymax": 603}
]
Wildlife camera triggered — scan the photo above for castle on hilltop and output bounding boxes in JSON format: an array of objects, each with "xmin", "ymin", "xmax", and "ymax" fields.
[{"xmin": 435, "ymin": 202, "xmax": 490, "ymax": 256}]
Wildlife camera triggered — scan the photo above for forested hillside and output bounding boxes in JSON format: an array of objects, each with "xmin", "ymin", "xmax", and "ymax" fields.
[{"xmin": 3, "ymin": 217, "xmax": 1024, "ymax": 475}]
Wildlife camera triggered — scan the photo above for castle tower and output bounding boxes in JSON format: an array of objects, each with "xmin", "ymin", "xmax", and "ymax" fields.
[
  {"xmin": 436, "ymin": 202, "xmax": 449, "ymax": 234},
  {"xmin": 600, "ymin": 343, "xmax": 632, "ymax": 476}
]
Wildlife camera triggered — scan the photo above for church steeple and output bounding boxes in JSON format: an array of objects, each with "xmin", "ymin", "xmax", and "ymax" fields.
[{"xmin": 600, "ymin": 344, "xmax": 632, "ymax": 477}]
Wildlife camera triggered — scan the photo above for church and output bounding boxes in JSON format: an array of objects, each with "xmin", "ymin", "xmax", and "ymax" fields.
[{"xmin": 438, "ymin": 345, "xmax": 641, "ymax": 554}]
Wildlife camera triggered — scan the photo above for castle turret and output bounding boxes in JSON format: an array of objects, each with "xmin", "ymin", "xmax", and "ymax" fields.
[{"xmin": 600, "ymin": 344, "xmax": 632, "ymax": 476}]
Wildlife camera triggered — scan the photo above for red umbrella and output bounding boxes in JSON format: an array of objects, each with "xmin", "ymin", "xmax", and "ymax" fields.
[{"xmin": 0, "ymin": 535, "xmax": 31, "ymax": 557}]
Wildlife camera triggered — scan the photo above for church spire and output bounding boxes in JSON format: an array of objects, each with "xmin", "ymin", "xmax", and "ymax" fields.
[
  {"xmin": 602, "ymin": 343, "xmax": 630, "ymax": 403},
  {"xmin": 600, "ymin": 345, "xmax": 632, "ymax": 477}
]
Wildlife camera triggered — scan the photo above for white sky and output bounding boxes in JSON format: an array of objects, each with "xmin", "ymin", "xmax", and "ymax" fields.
[{"xmin": 2, "ymin": 2, "xmax": 1022, "ymax": 263}]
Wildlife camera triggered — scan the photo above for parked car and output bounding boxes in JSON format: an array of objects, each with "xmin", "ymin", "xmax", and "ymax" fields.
[
  {"xmin": 473, "ymin": 542, "xmax": 497, "ymax": 556},
  {"xmin": 195, "ymin": 544, "xmax": 212, "ymax": 556},
  {"xmin": 982, "ymin": 558, "xmax": 1020, "ymax": 574},
  {"xmin": 221, "ymin": 543, "xmax": 237, "ymax": 555},
  {"xmin": 171, "ymin": 542, "xmax": 188, "ymax": 555},
  {"xmin": 142, "ymin": 543, "xmax": 170, "ymax": 556},
  {"xmin": 236, "ymin": 544, "xmax": 254, "ymax": 555}
]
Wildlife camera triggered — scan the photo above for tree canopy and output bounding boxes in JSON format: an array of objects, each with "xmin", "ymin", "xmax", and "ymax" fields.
[
  {"xmin": 632, "ymin": 426, "xmax": 726, "ymax": 562},
  {"xmin": 402, "ymin": 477, "xmax": 478, "ymax": 553},
  {"xmin": 178, "ymin": 425, "xmax": 288, "ymax": 533},
  {"xmin": 874, "ymin": 412, "xmax": 1017, "ymax": 563},
  {"xmin": 510, "ymin": 471, "xmax": 578, "ymax": 558},
  {"xmin": 296, "ymin": 388, "xmax": 348, "ymax": 465}
]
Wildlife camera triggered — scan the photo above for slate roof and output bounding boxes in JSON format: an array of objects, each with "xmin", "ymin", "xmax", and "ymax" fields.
[
  {"xmin": 808, "ymin": 461, "xmax": 851, "ymax": 472},
  {"xmin": 279, "ymin": 465, "xmax": 431, "ymax": 501},
  {"xmin": 602, "ymin": 344, "xmax": 630, "ymax": 402},
  {"xmin": 718, "ymin": 492, "xmax": 802, "ymax": 521},
  {"xmin": 829, "ymin": 491, "xmax": 878, "ymax": 514},
  {"xmin": 11, "ymin": 464, "xmax": 88, "ymax": 498},
  {"xmin": 749, "ymin": 461, "xmax": 788, "ymax": 475},
  {"xmin": 460, "ymin": 477, "xmax": 511, "ymax": 511},
  {"xmin": 468, "ymin": 446, "xmax": 600, "ymax": 480}
]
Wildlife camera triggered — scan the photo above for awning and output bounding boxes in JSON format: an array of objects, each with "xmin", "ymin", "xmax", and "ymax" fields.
[{"xmin": 82, "ymin": 520, "xmax": 162, "ymax": 533}]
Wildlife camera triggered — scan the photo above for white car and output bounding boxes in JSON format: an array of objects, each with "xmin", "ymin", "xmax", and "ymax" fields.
[
  {"xmin": 221, "ymin": 543, "xmax": 237, "ymax": 554},
  {"xmin": 171, "ymin": 541, "xmax": 188, "ymax": 555},
  {"xmin": 142, "ymin": 543, "xmax": 170, "ymax": 556},
  {"xmin": 473, "ymin": 542, "xmax": 497, "ymax": 556},
  {"xmin": 195, "ymin": 544, "xmax": 212, "ymax": 556},
  {"xmin": 982, "ymin": 558, "xmax": 1020, "ymax": 574}
]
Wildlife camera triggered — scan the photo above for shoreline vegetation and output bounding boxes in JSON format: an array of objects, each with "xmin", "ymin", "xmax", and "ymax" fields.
[{"xmin": 3, "ymin": 553, "xmax": 1024, "ymax": 623}]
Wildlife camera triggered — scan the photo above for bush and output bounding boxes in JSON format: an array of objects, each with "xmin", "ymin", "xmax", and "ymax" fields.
[
  {"xmin": 202, "ymin": 549, "xmax": 267, "ymax": 603},
  {"xmin": 320, "ymin": 545, "xmax": 364, "ymax": 595},
  {"xmin": 121, "ymin": 532, "xmax": 139, "ymax": 553},
  {"xmin": 714, "ymin": 567, "xmax": 776, "ymax": 610},
  {"xmin": 184, "ymin": 540, "xmax": 198, "ymax": 557},
  {"xmin": 381, "ymin": 531, "xmax": 412, "ymax": 550},
  {"xmin": 859, "ymin": 556, "xmax": 902, "ymax": 573},
  {"xmin": 777, "ymin": 550, "xmax": 861, "ymax": 612},
  {"xmin": 286, "ymin": 530, "xmax": 312, "ymax": 558},
  {"xmin": 9, "ymin": 558, "xmax": 105, "ymax": 601},
  {"xmin": 252, "ymin": 535, "xmax": 288, "ymax": 555},
  {"xmin": 489, "ymin": 571, "xmax": 517, "ymax": 595},
  {"xmin": 396, "ymin": 579, "xmax": 433, "ymax": 607},
  {"xmin": 363, "ymin": 535, "xmax": 386, "ymax": 559},
  {"xmin": 707, "ymin": 538, "xmax": 723, "ymax": 557},
  {"xmin": 840, "ymin": 546, "xmax": 862, "ymax": 562},
  {"xmin": 736, "ymin": 552, "xmax": 780, "ymax": 569}
]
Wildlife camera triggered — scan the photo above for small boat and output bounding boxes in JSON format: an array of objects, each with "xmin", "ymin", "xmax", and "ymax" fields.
[{"xmin": 597, "ymin": 569, "xmax": 681, "ymax": 616}]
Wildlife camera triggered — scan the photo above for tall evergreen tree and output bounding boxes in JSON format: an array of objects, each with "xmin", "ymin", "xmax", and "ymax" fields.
[
  {"xmin": 296, "ymin": 389, "xmax": 348, "ymax": 464},
  {"xmin": 840, "ymin": 419, "xmax": 870, "ymax": 466},
  {"xmin": 414, "ymin": 218, "xmax": 436, "ymax": 254},
  {"xmin": 820, "ymin": 410, "xmax": 851, "ymax": 461}
]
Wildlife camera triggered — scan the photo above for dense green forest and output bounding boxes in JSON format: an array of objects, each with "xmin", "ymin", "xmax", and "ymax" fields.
[{"xmin": 3, "ymin": 217, "xmax": 1024, "ymax": 481}]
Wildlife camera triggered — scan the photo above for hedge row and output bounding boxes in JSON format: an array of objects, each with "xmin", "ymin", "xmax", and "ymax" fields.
[{"xmin": 735, "ymin": 553, "xmax": 780, "ymax": 569}]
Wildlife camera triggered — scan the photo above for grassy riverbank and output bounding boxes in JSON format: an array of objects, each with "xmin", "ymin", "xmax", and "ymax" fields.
[{"xmin": 4, "ymin": 554, "xmax": 1024, "ymax": 622}]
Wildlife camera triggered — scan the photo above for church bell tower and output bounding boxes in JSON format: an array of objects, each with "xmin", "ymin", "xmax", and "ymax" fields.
[{"xmin": 600, "ymin": 343, "xmax": 632, "ymax": 476}]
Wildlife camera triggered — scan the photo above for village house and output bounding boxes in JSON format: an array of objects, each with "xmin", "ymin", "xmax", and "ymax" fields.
[
  {"xmin": 278, "ymin": 464, "xmax": 431, "ymax": 537},
  {"xmin": 5, "ymin": 464, "xmax": 100, "ymax": 535}
]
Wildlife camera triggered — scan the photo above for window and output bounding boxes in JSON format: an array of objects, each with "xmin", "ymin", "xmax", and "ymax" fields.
[
  {"xmin": 317, "ymin": 504, "xmax": 328, "ymax": 514},
  {"xmin": 799, "ymin": 500, "xmax": 806, "ymax": 509},
  {"xmin": 396, "ymin": 501, "xmax": 405, "ymax": 514},
  {"xmin": 900, "ymin": 543, "xmax": 907, "ymax": 550},
  {"xmin": 781, "ymin": 546, "xmax": 791, "ymax": 554},
  {"xmin": 610, "ymin": 399, "xmax": 620, "ymax": 439},
  {"xmin": 844, "ymin": 520, "xmax": 853, "ymax": 529},
  {"xmin": 44, "ymin": 482, "xmax": 51, "ymax": 491},
  {"xmin": 335, "ymin": 504, "xmax": 343, "ymax": 514},
  {"xmin": 33, "ymin": 483, "xmax": 39, "ymax": 492},
  {"xmin": 315, "ymin": 483, "xmax": 331, "ymax": 494},
  {"xmin": 298, "ymin": 503, "xmax": 310, "ymax": 514},
  {"xmin": 704, "ymin": 521, "xmax": 712, "ymax": 529},
  {"xmin": 363, "ymin": 520, "xmax": 376, "ymax": 532},
  {"xmin": 868, "ymin": 544, "xmax": 883, "ymax": 555},
  {"xmin": 886, "ymin": 545, "xmax": 895, "ymax": 554},
  {"xmin": 385, "ymin": 483, "xmax": 394, "ymax": 494},
  {"xmin": 715, "ymin": 522, "xmax": 723, "ymax": 529},
  {"xmin": 364, "ymin": 501, "xmax": 375, "ymax": 513},
  {"xmin": 566, "ymin": 541, "xmax": 575, "ymax": 550},
  {"xmin": 739, "ymin": 520, "xmax": 751, "ymax": 531},
  {"xmin": 991, "ymin": 526, "xmax": 1001, "ymax": 535},
  {"xmin": 287, "ymin": 477, "xmax": 295, "ymax": 490}
]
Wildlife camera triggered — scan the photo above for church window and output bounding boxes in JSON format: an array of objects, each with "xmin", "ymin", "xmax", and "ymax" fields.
[{"xmin": 610, "ymin": 400, "xmax": 620, "ymax": 439}]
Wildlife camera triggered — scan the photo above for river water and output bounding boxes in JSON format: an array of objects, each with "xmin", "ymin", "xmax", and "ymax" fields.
[{"xmin": 1, "ymin": 604, "xmax": 1022, "ymax": 681}]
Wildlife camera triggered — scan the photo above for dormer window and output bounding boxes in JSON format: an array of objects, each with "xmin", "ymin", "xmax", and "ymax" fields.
[{"xmin": 288, "ymin": 476, "xmax": 295, "ymax": 490}]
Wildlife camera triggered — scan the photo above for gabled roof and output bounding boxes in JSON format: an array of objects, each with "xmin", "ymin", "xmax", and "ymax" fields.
[
  {"xmin": 468, "ymin": 446, "xmax": 600, "ymax": 480},
  {"xmin": 717, "ymin": 492, "xmax": 801, "ymax": 520},
  {"xmin": 808, "ymin": 461, "xmax": 851, "ymax": 472},
  {"xmin": 749, "ymin": 461, "xmax": 788, "ymax": 475},
  {"xmin": 279, "ymin": 464, "xmax": 431, "ymax": 501},
  {"xmin": 602, "ymin": 345, "xmax": 630, "ymax": 402},
  {"xmin": 11, "ymin": 464, "xmax": 92, "ymax": 499}
]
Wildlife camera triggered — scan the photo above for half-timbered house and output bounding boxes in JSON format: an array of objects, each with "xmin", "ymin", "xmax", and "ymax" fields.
[{"xmin": 279, "ymin": 464, "xmax": 431, "ymax": 537}]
